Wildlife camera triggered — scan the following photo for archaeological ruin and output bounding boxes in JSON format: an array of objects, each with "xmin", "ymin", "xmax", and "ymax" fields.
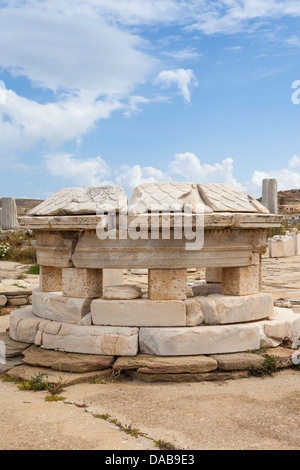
[{"xmin": 8, "ymin": 183, "xmax": 300, "ymax": 362}]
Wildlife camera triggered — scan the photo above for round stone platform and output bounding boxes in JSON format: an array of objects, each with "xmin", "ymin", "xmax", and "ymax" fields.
[{"xmin": 9, "ymin": 305, "xmax": 300, "ymax": 356}]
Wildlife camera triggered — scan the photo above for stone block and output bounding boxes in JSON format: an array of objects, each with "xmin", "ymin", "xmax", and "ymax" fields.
[
  {"xmin": 1, "ymin": 198, "xmax": 18, "ymax": 230},
  {"xmin": 129, "ymin": 182, "xmax": 212, "ymax": 213},
  {"xmin": 185, "ymin": 293, "xmax": 274, "ymax": 326},
  {"xmin": 39, "ymin": 266, "xmax": 62, "ymax": 292},
  {"xmin": 148, "ymin": 269, "xmax": 187, "ymax": 300},
  {"xmin": 290, "ymin": 232, "xmax": 300, "ymax": 255},
  {"xmin": 268, "ymin": 236, "xmax": 295, "ymax": 258},
  {"xmin": 222, "ymin": 263, "xmax": 260, "ymax": 296},
  {"xmin": 9, "ymin": 307, "xmax": 43, "ymax": 343},
  {"xmin": 7, "ymin": 297, "xmax": 28, "ymax": 307},
  {"xmin": 102, "ymin": 269, "xmax": 124, "ymax": 289},
  {"xmin": 206, "ymin": 268, "xmax": 222, "ymax": 283},
  {"xmin": 0, "ymin": 332, "xmax": 30, "ymax": 358},
  {"xmin": 264, "ymin": 347, "xmax": 298, "ymax": 369},
  {"xmin": 185, "ymin": 298, "xmax": 205, "ymax": 326},
  {"xmin": 6, "ymin": 365, "xmax": 113, "ymax": 386},
  {"xmin": 0, "ymin": 295, "xmax": 7, "ymax": 307},
  {"xmin": 139, "ymin": 323, "xmax": 261, "ymax": 356},
  {"xmin": 103, "ymin": 285, "xmax": 143, "ymax": 300},
  {"xmin": 197, "ymin": 183, "xmax": 256, "ymax": 212},
  {"xmin": 210, "ymin": 353, "xmax": 265, "ymax": 371},
  {"xmin": 261, "ymin": 307, "xmax": 300, "ymax": 344},
  {"xmin": 125, "ymin": 370, "xmax": 249, "ymax": 382},
  {"xmin": 32, "ymin": 288, "xmax": 91, "ymax": 324},
  {"xmin": 91, "ymin": 298, "xmax": 186, "ymax": 327},
  {"xmin": 22, "ymin": 345, "xmax": 114, "ymax": 372},
  {"xmin": 36, "ymin": 232, "xmax": 79, "ymax": 268},
  {"xmin": 191, "ymin": 282, "xmax": 222, "ymax": 297},
  {"xmin": 113, "ymin": 354, "xmax": 218, "ymax": 374},
  {"xmin": 29, "ymin": 186, "xmax": 127, "ymax": 215},
  {"xmin": 62, "ymin": 268, "xmax": 102, "ymax": 299},
  {"xmin": 40, "ymin": 323, "xmax": 139, "ymax": 356}
]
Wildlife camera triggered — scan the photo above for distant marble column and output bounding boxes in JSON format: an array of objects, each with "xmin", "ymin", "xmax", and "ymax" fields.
[
  {"xmin": 262, "ymin": 179, "xmax": 278, "ymax": 214},
  {"xmin": 1, "ymin": 198, "xmax": 18, "ymax": 230}
]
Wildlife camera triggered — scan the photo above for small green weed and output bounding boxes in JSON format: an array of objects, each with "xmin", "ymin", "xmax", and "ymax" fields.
[
  {"xmin": 15, "ymin": 274, "xmax": 27, "ymax": 280},
  {"xmin": 1, "ymin": 375, "xmax": 21, "ymax": 384},
  {"xmin": 154, "ymin": 439, "xmax": 177, "ymax": 450},
  {"xmin": 18, "ymin": 372, "xmax": 49, "ymax": 391},
  {"xmin": 26, "ymin": 264, "xmax": 40, "ymax": 275},
  {"xmin": 249, "ymin": 354, "xmax": 278, "ymax": 377},
  {"xmin": 45, "ymin": 395, "xmax": 67, "ymax": 402}
]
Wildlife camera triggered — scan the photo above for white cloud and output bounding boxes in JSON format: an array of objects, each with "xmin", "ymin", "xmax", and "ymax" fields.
[
  {"xmin": 0, "ymin": 6, "xmax": 156, "ymax": 95},
  {"xmin": 154, "ymin": 69, "xmax": 198, "ymax": 103},
  {"xmin": 169, "ymin": 152, "xmax": 243, "ymax": 188},
  {"xmin": 0, "ymin": 88, "xmax": 122, "ymax": 153},
  {"xmin": 123, "ymin": 95, "xmax": 168, "ymax": 118},
  {"xmin": 246, "ymin": 156, "xmax": 300, "ymax": 196},
  {"xmin": 44, "ymin": 153, "xmax": 113, "ymax": 187},
  {"xmin": 165, "ymin": 48, "xmax": 201, "ymax": 61},
  {"xmin": 42, "ymin": 151, "xmax": 300, "ymax": 199}
]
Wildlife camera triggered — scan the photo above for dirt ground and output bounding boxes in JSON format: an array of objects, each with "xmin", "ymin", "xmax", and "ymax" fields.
[{"xmin": 0, "ymin": 258, "xmax": 300, "ymax": 450}]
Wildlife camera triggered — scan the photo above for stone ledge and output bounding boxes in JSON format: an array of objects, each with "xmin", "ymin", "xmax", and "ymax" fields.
[{"xmin": 6, "ymin": 365, "xmax": 113, "ymax": 386}]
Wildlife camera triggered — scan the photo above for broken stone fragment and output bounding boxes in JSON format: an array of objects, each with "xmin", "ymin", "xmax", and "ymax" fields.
[
  {"xmin": 29, "ymin": 186, "xmax": 127, "ymax": 216},
  {"xmin": 129, "ymin": 182, "xmax": 212, "ymax": 213},
  {"xmin": 102, "ymin": 284, "xmax": 143, "ymax": 300},
  {"xmin": 113, "ymin": 354, "xmax": 218, "ymax": 374},
  {"xmin": 22, "ymin": 345, "xmax": 114, "ymax": 373}
]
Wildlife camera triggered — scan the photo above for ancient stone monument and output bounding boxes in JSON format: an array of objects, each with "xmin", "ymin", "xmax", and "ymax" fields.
[
  {"xmin": 262, "ymin": 178, "xmax": 278, "ymax": 215},
  {"xmin": 1, "ymin": 197, "xmax": 19, "ymax": 230},
  {"xmin": 9, "ymin": 183, "xmax": 300, "ymax": 359}
]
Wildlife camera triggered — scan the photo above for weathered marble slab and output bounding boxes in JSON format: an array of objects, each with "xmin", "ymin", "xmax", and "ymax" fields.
[
  {"xmin": 268, "ymin": 235, "xmax": 295, "ymax": 258},
  {"xmin": 91, "ymin": 298, "xmax": 187, "ymax": 327},
  {"xmin": 102, "ymin": 285, "xmax": 143, "ymax": 300},
  {"xmin": 29, "ymin": 186, "xmax": 127, "ymax": 216},
  {"xmin": 247, "ymin": 195, "xmax": 270, "ymax": 214},
  {"xmin": 185, "ymin": 293, "xmax": 273, "ymax": 326},
  {"xmin": 197, "ymin": 184, "xmax": 256, "ymax": 213},
  {"xmin": 32, "ymin": 288, "xmax": 91, "ymax": 324},
  {"xmin": 40, "ymin": 322, "xmax": 139, "ymax": 356},
  {"xmin": 139, "ymin": 323, "xmax": 261, "ymax": 356},
  {"xmin": 72, "ymin": 229, "xmax": 254, "ymax": 269},
  {"xmin": 129, "ymin": 182, "xmax": 212, "ymax": 213},
  {"xmin": 9, "ymin": 307, "xmax": 43, "ymax": 343}
]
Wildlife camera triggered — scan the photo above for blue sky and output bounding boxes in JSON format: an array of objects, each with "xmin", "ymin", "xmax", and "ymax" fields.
[{"xmin": 0, "ymin": 0, "xmax": 300, "ymax": 199}]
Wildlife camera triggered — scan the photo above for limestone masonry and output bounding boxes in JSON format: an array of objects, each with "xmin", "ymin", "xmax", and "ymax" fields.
[{"xmin": 9, "ymin": 182, "xmax": 300, "ymax": 359}]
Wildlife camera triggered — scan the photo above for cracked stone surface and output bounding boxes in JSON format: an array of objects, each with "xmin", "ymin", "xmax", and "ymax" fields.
[
  {"xmin": 197, "ymin": 183, "xmax": 256, "ymax": 212},
  {"xmin": 129, "ymin": 182, "xmax": 213, "ymax": 213},
  {"xmin": 29, "ymin": 186, "xmax": 127, "ymax": 216}
]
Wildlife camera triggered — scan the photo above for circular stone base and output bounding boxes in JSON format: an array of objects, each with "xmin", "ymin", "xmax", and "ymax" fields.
[{"xmin": 9, "ymin": 306, "xmax": 300, "ymax": 356}]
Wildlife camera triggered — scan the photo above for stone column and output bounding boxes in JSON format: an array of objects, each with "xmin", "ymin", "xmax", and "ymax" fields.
[
  {"xmin": 1, "ymin": 198, "xmax": 18, "ymax": 230},
  {"xmin": 102, "ymin": 269, "xmax": 123, "ymax": 290},
  {"xmin": 262, "ymin": 179, "xmax": 278, "ymax": 214}
]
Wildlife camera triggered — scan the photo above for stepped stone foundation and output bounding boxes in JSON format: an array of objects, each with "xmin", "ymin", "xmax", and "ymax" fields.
[{"xmin": 9, "ymin": 183, "xmax": 300, "ymax": 373}]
